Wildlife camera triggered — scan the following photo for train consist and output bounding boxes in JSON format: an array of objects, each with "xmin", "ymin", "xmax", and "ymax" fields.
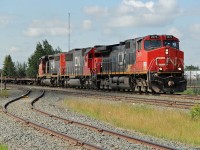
[{"xmin": 37, "ymin": 35, "xmax": 187, "ymax": 93}]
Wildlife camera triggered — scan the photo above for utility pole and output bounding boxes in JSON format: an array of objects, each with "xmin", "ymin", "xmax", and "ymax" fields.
[{"xmin": 68, "ymin": 12, "xmax": 70, "ymax": 52}]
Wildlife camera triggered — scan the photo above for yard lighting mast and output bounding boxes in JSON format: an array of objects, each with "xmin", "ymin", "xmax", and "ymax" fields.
[
  {"xmin": 0, "ymin": 69, "xmax": 2, "ymax": 94},
  {"xmin": 68, "ymin": 12, "xmax": 70, "ymax": 52}
]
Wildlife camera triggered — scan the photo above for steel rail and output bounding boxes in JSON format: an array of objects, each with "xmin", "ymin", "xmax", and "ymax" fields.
[
  {"xmin": 160, "ymin": 93, "xmax": 200, "ymax": 101},
  {"xmin": 123, "ymin": 97, "xmax": 197, "ymax": 109},
  {"xmin": 46, "ymin": 88, "xmax": 200, "ymax": 109},
  {"xmin": 8, "ymin": 84, "xmax": 200, "ymax": 101},
  {"xmin": 31, "ymin": 91, "xmax": 178, "ymax": 150},
  {"xmin": 2, "ymin": 90, "xmax": 101, "ymax": 150},
  {"xmin": 58, "ymin": 91, "xmax": 197, "ymax": 109},
  {"xmin": 8, "ymin": 84, "xmax": 198, "ymax": 109},
  {"xmin": 71, "ymin": 92, "xmax": 199, "ymax": 109}
]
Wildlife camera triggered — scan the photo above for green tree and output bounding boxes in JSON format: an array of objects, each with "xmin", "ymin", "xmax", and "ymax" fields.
[
  {"xmin": 185, "ymin": 65, "xmax": 199, "ymax": 71},
  {"xmin": 26, "ymin": 40, "xmax": 61, "ymax": 77},
  {"xmin": 55, "ymin": 46, "xmax": 62, "ymax": 54},
  {"xmin": 15, "ymin": 62, "xmax": 27, "ymax": 77},
  {"xmin": 3, "ymin": 55, "xmax": 16, "ymax": 77},
  {"xmin": 26, "ymin": 42, "xmax": 44, "ymax": 77},
  {"xmin": 43, "ymin": 40, "xmax": 54, "ymax": 54}
]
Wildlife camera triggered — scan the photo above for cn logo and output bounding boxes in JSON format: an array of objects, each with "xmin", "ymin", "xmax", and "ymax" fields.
[
  {"xmin": 167, "ymin": 57, "xmax": 177, "ymax": 66},
  {"xmin": 156, "ymin": 57, "xmax": 178, "ymax": 66}
]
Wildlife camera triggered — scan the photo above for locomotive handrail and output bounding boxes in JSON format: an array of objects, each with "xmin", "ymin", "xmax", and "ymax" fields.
[{"xmin": 147, "ymin": 58, "xmax": 156, "ymax": 82}]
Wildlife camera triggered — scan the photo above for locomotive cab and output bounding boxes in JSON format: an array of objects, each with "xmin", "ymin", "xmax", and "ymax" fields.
[
  {"xmin": 142, "ymin": 35, "xmax": 187, "ymax": 93},
  {"xmin": 83, "ymin": 47, "xmax": 102, "ymax": 75}
]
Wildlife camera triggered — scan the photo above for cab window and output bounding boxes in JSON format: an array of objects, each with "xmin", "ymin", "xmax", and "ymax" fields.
[
  {"xmin": 164, "ymin": 40, "xmax": 179, "ymax": 49},
  {"xmin": 89, "ymin": 54, "xmax": 93, "ymax": 58},
  {"xmin": 144, "ymin": 40, "xmax": 161, "ymax": 50},
  {"xmin": 125, "ymin": 42, "xmax": 130, "ymax": 49},
  {"xmin": 137, "ymin": 40, "xmax": 142, "ymax": 50},
  {"xmin": 95, "ymin": 53, "xmax": 102, "ymax": 57}
]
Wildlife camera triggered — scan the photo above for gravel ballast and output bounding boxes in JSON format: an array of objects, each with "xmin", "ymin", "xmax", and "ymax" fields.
[
  {"xmin": 0, "ymin": 88, "xmax": 80, "ymax": 150},
  {"xmin": 35, "ymin": 90, "xmax": 198, "ymax": 150},
  {"xmin": 6, "ymin": 90, "xmax": 148, "ymax": 149},
  {"xmin": 0, "ymin": 86, "xmax": 199, "ymax": 149}
]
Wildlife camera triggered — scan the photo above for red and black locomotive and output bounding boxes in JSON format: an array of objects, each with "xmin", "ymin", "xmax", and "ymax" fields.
[{"xmin": 37, "ymin": 35, "xmax": 187, "ymax": 93}]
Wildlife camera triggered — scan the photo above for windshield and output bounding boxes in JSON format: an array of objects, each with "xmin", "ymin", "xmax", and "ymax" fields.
[
  {"xmin": 164, "ymin": 40, "xmax": 179, "ymax": 49},
  {"xmin": 95, "ymin": 53, "xmax": 102, "ymax": 57},
  {"xmin": 144, "ymin": 40, "xmax": 162, "ymax": 50}
]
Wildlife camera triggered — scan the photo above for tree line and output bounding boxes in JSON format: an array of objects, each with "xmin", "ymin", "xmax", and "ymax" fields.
[
  {"xmin": 2, "ymin": 40, "xmax": 61, "ymax": 78},
  {"xmin": 184, "ymin": 65, "xmax": 199, "ymax": 71}
]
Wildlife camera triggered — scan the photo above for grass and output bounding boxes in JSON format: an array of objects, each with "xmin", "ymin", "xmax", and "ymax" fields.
[
  {"xmin": 180, "ymin": 88, "xmax": 200, "ymax": 95},
  {"xmin": 190, "ymin": 105, "xmax": 200, "ymax": 120},
  {"xmin": 0, "ymin": 90, "xmax": 9, "ymax": 97},
  {"xmin": 65, "ymin": 98, "xmax": 200, "ymax": 146},
  {"xmin": 0, "ymin": 145, "xmax": 7, "ymax": 150}
]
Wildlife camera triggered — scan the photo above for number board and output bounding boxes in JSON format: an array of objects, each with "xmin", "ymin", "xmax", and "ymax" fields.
[
  {"xmin": 166, "ymin": 35, "xmax": 173, "ymax": 39},
  {"xmin": 150, "ymin": 35, "xmax": 159, "ymax": 39}
]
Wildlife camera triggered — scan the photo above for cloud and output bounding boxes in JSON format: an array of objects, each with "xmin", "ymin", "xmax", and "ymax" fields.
[
  {"xmin": 23, "ymin": 19, "xmax": 69, "ymax": 37},
  {"xmin": 155, "ymin": 0, "xmax": 179, "ymax": 14},
  {"xmin": 83, "ymin": 6, "xmax": 108, "ymax": 17},
  {"xmin": 82, "ymin": 20, "xmax": 92, "ymax": 30},
  {"xmin": 117, "ymin": 0, "xmax": 154, "ymax": 14},
  {"xmin": 9, "ymin": 46, "xmax": 20, "ymax": 53},
  {"xmin": 0, "ymin": 15, "xmax": 10, "ymax": 26},
  {"xmin": 189, "ymin": 24, "xmax": 200, "ymax": 40},
  {"xmin": 166, "ymin": 27, "xmax": 183, "ymax": 39},
  {"xmin": 122, "ymin": 0, "xmax": 154, "ymax": 11},
  {"xmin": 110, "ymin": 0, "xmax": 180, "ymax": 28},
  {"xmin": 107, "ymin": 15, "xmax": 138, "ymax": 28},
  {"xmin": 84, "ymin": 0, "xmax": 181, "ymax": 29}
]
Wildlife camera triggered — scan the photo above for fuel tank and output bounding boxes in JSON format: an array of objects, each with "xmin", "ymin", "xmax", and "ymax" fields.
[
  {"xmin": 67, "ymin": 79, "xmax": 81, "ymax": 87},
  {"xmin": 109, "ymin": 76, "xmax": 131, "ymax": 89}
]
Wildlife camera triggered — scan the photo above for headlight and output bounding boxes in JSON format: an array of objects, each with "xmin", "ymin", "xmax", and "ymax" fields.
[
  {"xmin": 178, "ymin": 67, "xmax": 182, "ymax": 71},
  {"xmin": 159, "ymin": 67, "xmax": 163, "ymax": 71},
  {"xmin": 165, "ymin": 49, "xmax": 169, "ymax": 54}
]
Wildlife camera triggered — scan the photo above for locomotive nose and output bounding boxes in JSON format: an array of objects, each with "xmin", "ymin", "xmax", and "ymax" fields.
[{"xmin": 168, "ymin": 80, "xmax": 174, "ymax": 87}]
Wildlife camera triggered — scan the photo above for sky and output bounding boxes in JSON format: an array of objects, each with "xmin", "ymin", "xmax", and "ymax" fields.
[{"xmin": 0, "ymin": 0, "xmax": 200, "ymax": 68}]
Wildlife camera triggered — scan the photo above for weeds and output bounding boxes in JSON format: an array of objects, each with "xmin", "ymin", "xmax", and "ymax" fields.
[
  {"xmin": 181, "ymin": 88, "xmax": 200, "ymax": 95},
  {"xmin": 0, "ymin": 145, "xmax": 8, "ymax": 150},
  {"xmin": 190, "ymin": 105, "xmax": 200, "ymax": 120},
  {"xmin": 65, "ymin": 98, "xmax": 200, "ymax": 146},
  {"xmin": 193, "ymin": 88, "xmax": 200, "ymax": 95},
  {"xmin": 0, "ymin": 90, "xmax": 9, "ymax": 98}
]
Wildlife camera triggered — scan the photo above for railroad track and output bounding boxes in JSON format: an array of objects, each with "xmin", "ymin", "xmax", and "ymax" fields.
[
  {"xmin": 8, "ymin": 83, "xmax": 200, "ymax": 99},
  {"xmin": 7, "ymin": 84, "xmax": 200, "ymax": 109},
  {"xmin": 160, "ymin": 93, "xmax": 200, "ymax": 101},
  {"xmin": 91, "ymin": 96, "xmax": 200, "ymax": 109},
  {"xmin": 2, "ymin": 90, "xmax": 101, "ymax": 150},
  {"xmin": 60, "ymin": 91, "xmax": 200, "ymax": 109},
  {"xmin": 2, "ymin": 85, "xmax": 196, "ymax": 149},
  {"xmin": 2, "ymin": 88, "xmax": 177, "ymax": 150},
  {"xmin": 31, "ymin": 90, "xmax": 178, "ymax": 150}
]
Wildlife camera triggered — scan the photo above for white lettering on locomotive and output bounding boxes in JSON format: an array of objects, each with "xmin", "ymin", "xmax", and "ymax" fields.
[{"xmin": 156, "ymin": 57, "xmax": 178, "ymax": 66}]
